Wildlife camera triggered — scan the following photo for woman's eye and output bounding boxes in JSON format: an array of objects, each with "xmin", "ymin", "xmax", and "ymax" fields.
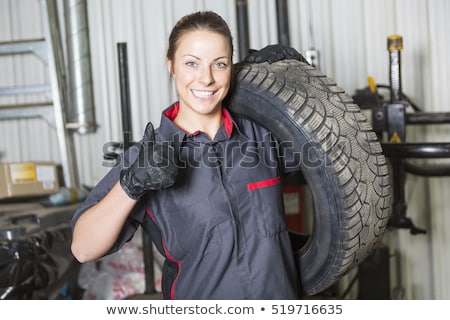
[
  {"xmin": 215, "ymin": 62, "xmax": 228, "ymax": 69},
  {"xmin": 186, "ymin": 61, "xmax": 197, "ymax": 67}
]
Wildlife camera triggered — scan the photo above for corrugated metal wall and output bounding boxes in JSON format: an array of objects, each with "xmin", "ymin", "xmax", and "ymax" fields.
[{"xmin": 1, "ymin": 0, "xmax": 449, "ymax": 299}]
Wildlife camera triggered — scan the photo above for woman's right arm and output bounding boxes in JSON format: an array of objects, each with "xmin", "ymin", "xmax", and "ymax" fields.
[
  {"xmin": 71, "ymin": 122, "xmax": 178, "ymax": 263},
  {"xmin": 71, "ymin": 181, "xmax": 137, "ymax": 263}
]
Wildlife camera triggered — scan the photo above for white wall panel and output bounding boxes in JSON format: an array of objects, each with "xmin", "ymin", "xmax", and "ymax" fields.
[
  {"xmin": 247, "ymin": 0, "xmax": 278, "ymax": 49},
  {"xmin": 1, "ymin": 0, "xmax": 449, "ymax": 299},
  {"xmin": 0, "ymin": 0, "xmax": 60, "ymax": 164},
  {"xmin": 425, "ymin": 0, "xmax": 450, "ymax": 300}
]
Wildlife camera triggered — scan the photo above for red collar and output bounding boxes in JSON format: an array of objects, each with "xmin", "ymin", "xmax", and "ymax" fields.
[{"xmin": 163, "ymin": 102, "xmax": 233, "ymax": 137}]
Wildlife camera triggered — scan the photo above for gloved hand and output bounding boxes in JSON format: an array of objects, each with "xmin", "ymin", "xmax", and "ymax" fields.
[
  {"xmin": 243, "ymin": 44, "xmax": 309, "ymax": 64},
  {"xmin": 120, "ymin": 122, "xmax": 177, "ymax": 200}
]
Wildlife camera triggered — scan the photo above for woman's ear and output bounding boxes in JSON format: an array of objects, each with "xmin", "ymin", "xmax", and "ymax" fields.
[{"xmin": 167, "ymin": 59, "xmax": 174, "ymax": 78}]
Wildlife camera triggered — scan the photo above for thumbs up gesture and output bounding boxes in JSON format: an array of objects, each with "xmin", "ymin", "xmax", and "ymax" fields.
[{"xmin": 120, "ymin": 122, "xmax": 178, "ymax": 200}]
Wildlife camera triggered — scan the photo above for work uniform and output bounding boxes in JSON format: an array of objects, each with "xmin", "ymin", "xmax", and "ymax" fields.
[{"xmin": 72, "ymin": 102, "xmax": 302, "ymax": 299}]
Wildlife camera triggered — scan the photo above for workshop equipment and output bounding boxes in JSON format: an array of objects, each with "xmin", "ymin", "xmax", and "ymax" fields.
[
  {"xmin": 352, "ymin": 35, "xmax": 450, "ymax": 235},
  {"xmin": 0, "ymin": 202, "xmax": 80, "ymax": 299}
]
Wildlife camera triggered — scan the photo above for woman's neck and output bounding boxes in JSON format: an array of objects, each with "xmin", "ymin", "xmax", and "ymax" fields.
[{"xmin": 173, "ymin": 105, "xmax": 223, "ymax": 140}]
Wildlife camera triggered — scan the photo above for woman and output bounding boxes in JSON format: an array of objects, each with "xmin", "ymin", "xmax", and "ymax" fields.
[{"xmin": 71, "ymin": 10, "xmax": 303, "ymax": 299}]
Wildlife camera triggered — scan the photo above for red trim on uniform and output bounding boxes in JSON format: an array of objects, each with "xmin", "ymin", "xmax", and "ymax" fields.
[
  {"xmin": 146, "ymin": 207, "xmax": 181, "ymax": 300},
  {"xmin": 164, "ymin": 102, "xmax": 233, "ymax": 137},
  {"xmin": 162, "ymin": 238, "xmax": 181, "ymax": 300},
  {"xmin": 222, "ymin": 108, "xmax": 233, "ymax": 137},
  {"xmin": 164, "ymin": 102, "xmax": 180, "ymax": 121},
  {"xmin": 247, "ymin": 176, "xmax": 281, "ymax": 191},
  {"xmin": 145, "ymin": 207, "xmax": 157, "ymax": 222}
]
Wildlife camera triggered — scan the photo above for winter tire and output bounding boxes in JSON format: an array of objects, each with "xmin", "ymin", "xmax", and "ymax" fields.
[{"xmin": 228, "ymin": 60, "xmax": 392, "ymax": 296}]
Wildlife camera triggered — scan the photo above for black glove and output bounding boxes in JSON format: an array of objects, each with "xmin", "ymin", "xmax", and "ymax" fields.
[
  {"xmin": 120, "ymin": 122, "xmax": 177, "ymax": 200},
  {"xmin": 243, "ymin": 44, "xmax": 309, "ymax": 64}
]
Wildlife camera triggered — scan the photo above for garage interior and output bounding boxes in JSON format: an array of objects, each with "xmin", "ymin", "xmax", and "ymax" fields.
[{"xmin": 0, "ymin": 0, "xmax": 449, "ymax": 300}]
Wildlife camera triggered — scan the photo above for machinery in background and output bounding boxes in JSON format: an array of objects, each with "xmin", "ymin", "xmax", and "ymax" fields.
[
  {"xmin": 344, "ymin": 34, "xmax": 450, "ymax": 300},
  {"xmin": 352, "ymin": 34, "xmax": 450, "ymax": 235}
]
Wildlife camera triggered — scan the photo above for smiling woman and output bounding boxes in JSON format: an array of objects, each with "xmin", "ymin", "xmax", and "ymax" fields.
[
  {"xmin": 167, "ymin": 29, "xmax": 232, "ymax": 139},
  {"xmin": 71, "ymin": 10, "xmax": 314, "ymax": 299}
]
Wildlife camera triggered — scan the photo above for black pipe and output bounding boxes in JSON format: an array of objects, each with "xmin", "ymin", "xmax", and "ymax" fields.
[
  {"xmin": 117, "ymin": 43, "xmax": 156, "ymax": 295},
  {"xmin": 382, "ymin": 142, "xmax": 450, "ymax": 158},
  {"xmin": 117, "ymin": 43, "xmax": 132, "ymax": 150},
  {"xmin": 235, "ymin": 0, "xmax": 250, "ymax": 61},
  {"xmin": 406, "ymin": 112, "xmax": 450, "ymax": 125},
  {"xmin": 275, "ymin": 0, "xmax": 290, "ymax": 46},
  {"xmin": 405, "ymin": 162, "xmax": 450, "ymax": 177}
]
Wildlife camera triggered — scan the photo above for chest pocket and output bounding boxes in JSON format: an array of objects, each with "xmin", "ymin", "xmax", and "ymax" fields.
[
  {"xmin": 166, "ymin": 199, "xmax": 229, "ymax": 259},
  {"xmin": 247, "ymin": 176, "xmax": 287, "ymax": 237}
]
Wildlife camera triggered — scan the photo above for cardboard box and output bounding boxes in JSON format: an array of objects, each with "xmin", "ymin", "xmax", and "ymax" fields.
[{"xmin": 0, "ymin": 162, "xmax": 59, "ymax": 199}]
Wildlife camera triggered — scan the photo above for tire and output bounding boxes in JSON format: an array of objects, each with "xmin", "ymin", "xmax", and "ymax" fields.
[{"xmin": 228, "ymin": 60, "xmax": 392, "ymax": 296}]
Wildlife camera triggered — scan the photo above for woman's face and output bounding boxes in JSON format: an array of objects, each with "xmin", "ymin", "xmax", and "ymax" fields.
[{"xmin": 167, "ymin": 29, "xmax": 232, "ymax": 117}]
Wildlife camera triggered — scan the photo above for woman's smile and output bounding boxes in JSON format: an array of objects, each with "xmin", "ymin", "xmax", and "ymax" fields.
[{"xmin": 191, "ymin": 89, "xmax": 215, "ymax": 99}]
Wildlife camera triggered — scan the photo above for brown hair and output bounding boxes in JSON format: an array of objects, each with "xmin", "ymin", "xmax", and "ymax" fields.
[{"xmin": 166, "ymin": 11, "xmax": 233, "ymax": 62}]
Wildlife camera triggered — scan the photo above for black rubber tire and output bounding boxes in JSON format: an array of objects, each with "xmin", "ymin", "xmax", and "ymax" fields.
[{"xmin": 228, "ymin": 60, "xmax": 392, "ymax": 296}]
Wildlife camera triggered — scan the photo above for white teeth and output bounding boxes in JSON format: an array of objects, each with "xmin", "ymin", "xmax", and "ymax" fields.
[{"xmin": 192, "ymin": 90, "xmax": 213, "ymax": 98}]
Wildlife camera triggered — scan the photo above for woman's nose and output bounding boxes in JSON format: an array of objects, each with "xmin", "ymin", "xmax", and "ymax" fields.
[{"xmin": 198, "ymin": 66, "xmax": 214, "ymax": 85}]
